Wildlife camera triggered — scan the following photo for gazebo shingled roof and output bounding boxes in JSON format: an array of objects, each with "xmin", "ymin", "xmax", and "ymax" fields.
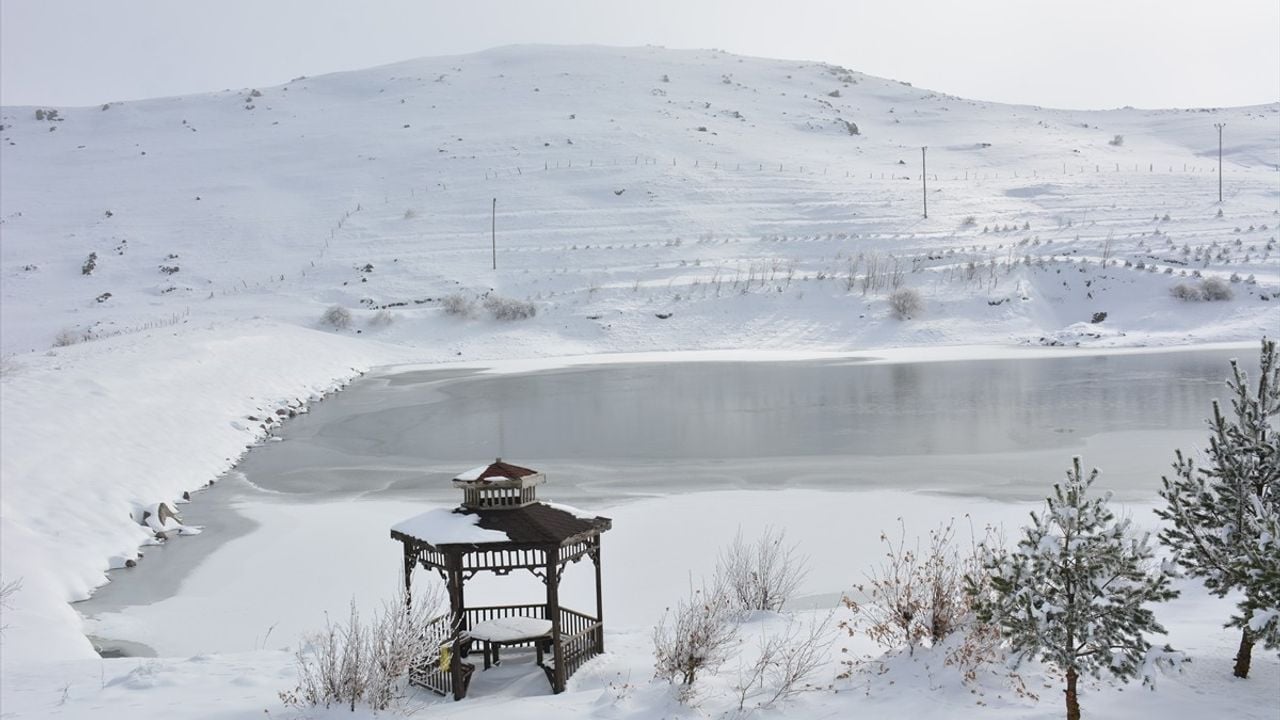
[
  {"xmin": 454, "ymin": 459, "xmax": 539, "ymax": 483},
  {"xmin": 393, "ymin": 503, "xmax": 610, "ymax": 548},
  {"xmin": 391, "ymin": 460, "xmax": 610, "ymax": 701}
]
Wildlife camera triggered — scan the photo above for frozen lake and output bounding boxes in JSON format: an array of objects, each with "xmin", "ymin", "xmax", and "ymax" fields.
[
  {"xmin": 235, "ymin": 347, "xmax": 1242, "ymax": 502},
  {"xmin": 78, "ymin": 347, "xmax": 1251, "ymax": 656}
]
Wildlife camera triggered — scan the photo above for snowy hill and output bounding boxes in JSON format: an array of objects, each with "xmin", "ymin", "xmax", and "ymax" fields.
[
  {"xmin": 1, "ymin": 44, "xmax": 1277, "ymax": 357},
  {"xmin": 0, "ymin": 45, "xmax": 1278, "ymax": 714}
]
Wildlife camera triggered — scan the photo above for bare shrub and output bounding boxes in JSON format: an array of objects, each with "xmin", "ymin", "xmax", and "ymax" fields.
[
  {"xmin": 653, "ymin": 580, "xmax": 739, "ymax": 689},
  {"xmin": 733, "ymin": 615, "xmax": 834, "ymax": 712},
  {"xmin": 888, "ymin": 288, "xmax": 923, "ymax": 320},
  {"xmin": 52, "ymin": 329, "xmax": 83, "ymax": 347},
  {"xmin": 81, "ymin": 252, "xmax": 97, "ymax": 276},
  {"xmin": 1201, "ymin": 276, "xmax": 1233, "ymax": 301},
  {"xmin": 367, "ymin": 309, "xmax": 394, "ymax": 327},
  {"xmin": 1109, "ymin": 134, "xmax": 1124, "ymax": 146},
  {"xmin": 1170, "ymin": 283, "xmax": 1202, "ymax": 301},
  {"xmin": 483, "ymin": 294, "xmax": 537, "ymax": 321},
  {"xmin": 441, "ymin": 293, "xmax": 475, "ymax": 318},
  {"xmin": 281, "ymin": 588, "xmax": 445, "ymax": 712},
  {"xmin": 960, "ymin": 215, "xmax": 977, "ymax": 227},
  {"xmin": 842, "ymin": 519, "xmax": 994, "ymax": 654},
  {"xmin": 717, "ymin": 527, "xmax": 808, "ymax": 613},
  {"xmin": 321, "ymin": 305, "xmax": 352, "ymax": 329}
]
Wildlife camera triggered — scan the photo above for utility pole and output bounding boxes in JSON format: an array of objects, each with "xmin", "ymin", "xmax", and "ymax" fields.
[
  {"xmin": 491, "ymin": 198, "xmax": 497, "ymax": 270},
  {"xmin": 1214, "ymin": 123, "xmax": 1225, "ymax": 203},
  {"xmin": 921, "ymin": 146, "xmax": 928, "ymax": 219}
]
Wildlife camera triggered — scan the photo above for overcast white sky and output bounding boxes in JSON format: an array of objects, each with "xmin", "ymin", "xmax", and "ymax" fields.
[{"xmin": 2, "ymin": 0, "xmax": 1278, "ymax": 110}]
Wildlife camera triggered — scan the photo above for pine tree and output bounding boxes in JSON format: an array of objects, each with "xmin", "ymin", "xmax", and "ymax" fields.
[
  {"xmin": 1156, "ymin": 338, "xmax": 1280, "ymax": 678},
  {"xmin": 973, "ymin": 458, "xmax": 1180, "ymax": 720}
]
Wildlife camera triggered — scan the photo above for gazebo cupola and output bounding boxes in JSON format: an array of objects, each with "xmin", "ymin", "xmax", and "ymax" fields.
[{"xmin": 453, "ymin": 459, "xmax": 545, "ymax": 509}]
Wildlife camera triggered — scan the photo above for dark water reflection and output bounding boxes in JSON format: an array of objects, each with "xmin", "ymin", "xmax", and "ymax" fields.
[{"xmin": 237, "ymin": 349, "xmax": 1248, "ymax": 502}]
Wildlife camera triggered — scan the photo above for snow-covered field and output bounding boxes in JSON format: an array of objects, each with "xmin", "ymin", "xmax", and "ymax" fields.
[{"xmin": 1, "ymin": 45, "xmax": 1277, "ymax": 718}]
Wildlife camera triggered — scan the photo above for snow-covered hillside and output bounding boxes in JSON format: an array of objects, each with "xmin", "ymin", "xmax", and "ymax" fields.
[
  {"xmin": 1, "ymin": 44, "xmax": 1277, "ymax": 358},
  {"xmin": 0, "ymin": 45, "xmax": 1277, "ymax": 718}
]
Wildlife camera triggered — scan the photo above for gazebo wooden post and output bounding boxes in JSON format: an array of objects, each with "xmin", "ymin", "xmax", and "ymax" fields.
[
  {"xmin": 594, "ymin": 537, "xmax": 605, "ymax": 653},
  {"xmin": 545, "ymin": 546, "xmax": 566, "ymax": 693},
  {"xmin": 402, "ymin": 544, "xmax": 415, "ymax": 607},
  {"xmin": 445, "ymin": 550, "xmax": 466, "ymax": 701}
]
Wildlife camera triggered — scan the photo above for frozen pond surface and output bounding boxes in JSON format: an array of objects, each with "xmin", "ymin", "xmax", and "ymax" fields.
[
  {"xmin": 77, "ymin": 347, "xmax": 1250, "ymax": 656},
  {"xmin": 236, "ymin": 348, "xmax": 1242, "ymax": 502}
]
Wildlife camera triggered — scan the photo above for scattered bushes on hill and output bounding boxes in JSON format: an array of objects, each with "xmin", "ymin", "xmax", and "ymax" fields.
[
  {"xmin": 888, "ymin": 288, "xmax": 923, "ymax": 320},
  {"xmin": 483, "ymin": 294, "xmax": 537, "ymax": 321},
  {"xmin": 321, "ymin": 305, "xmax": 352, "ymax": 329},
  {"xmin": 53, "ymin": 329, "xmax": 83, "ymax": 347},
  {"xmin": 1201, "ymin": 276, "xmax": 1233, "ymax": 301},
  {"xmin": 1172, "ymin": 278, "xmax": 1233, "ymax": 302},
  {"xmin": 441, "ymin": 293, "xmax": 475, "ymax": 318}
]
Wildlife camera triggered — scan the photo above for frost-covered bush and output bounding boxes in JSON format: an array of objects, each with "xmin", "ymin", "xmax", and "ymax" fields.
[
  {"xmin": 888, "ymin": 288, "xmax": 923, "ymax": 320},
  {"xmin": 1109, "ymin": 134, "xmax": 1124, "ymax": 146},
  {"xmin": 1201, "ymin": 276, "xmax": 1233, "ymax": 301},
  {"xmin": 52, "ymin": 329, "xmax": 83, "ymax": 347},
  {"xmin": 441, "ymin": 293, "xmax": 475, "ymax": 318},
  {"xmin": 845, "ymin": 519, "xmax": 993, "ymax": 653},
  {"xmin": 653, "ymin": 581, "xmax": 738, "ymax": 690},
  {"xmin": 732, "ymin": 615, "xmax": 833, "ymax": 713},
  {"xmin": 483, "ymin": 294, "xmax": 537, "ymax": 321},
  {"xmin": 367, "ymin": 309, "xmax": 394, "ymax": 327},
  {"xmin": 1170, "ymin": 283, "xmax": 1202, "ymax": 301},
  {"xmin": 717, "ymin": 527, "xmax": 807, "ymax": 613},
  {"xmin": 321, "ymin": 305, "xmax": 352, "ymax": 329},
  {"xmin": 281, "ymin": 588, "xmax": 445, "ymax": 712}
]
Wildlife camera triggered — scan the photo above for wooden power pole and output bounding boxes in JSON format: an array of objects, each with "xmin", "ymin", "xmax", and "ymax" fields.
[
  {"xmin": 491, "ymin": 198, "xmax": 497, "ymax": 270},
  {"xmin": 1214, "ymin": 123, "xmax": 1225, "ymax": 203},
  {"xmin": 921, "ymin": 146, "xmax": 928, "ymax": 219}
]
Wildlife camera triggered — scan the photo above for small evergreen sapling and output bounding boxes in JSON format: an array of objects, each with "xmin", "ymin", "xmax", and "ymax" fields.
[
  {"xmin": 1156, "ymin": 338, "xmax": 1280, "ymax": 678},
  {"xmin": 973, "ymin": 458, "xmax": 1179, "ymax": 720}
]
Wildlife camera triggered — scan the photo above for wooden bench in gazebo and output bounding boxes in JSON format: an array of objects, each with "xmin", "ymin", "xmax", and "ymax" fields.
[{"xmin": 391, "ymin": 460, "xmax": 611, "ymax": 700}]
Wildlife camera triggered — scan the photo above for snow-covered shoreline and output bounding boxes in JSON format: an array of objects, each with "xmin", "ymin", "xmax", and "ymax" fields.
[{"xmin": 0, "ymin": 320, "xmax": 1260, "ymax": 668}]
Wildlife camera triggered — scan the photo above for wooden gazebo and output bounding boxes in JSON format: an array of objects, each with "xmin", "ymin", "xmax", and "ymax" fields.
[{"xmin": 391, "ymin": 460, "xmax": 611, "ymax": 700}]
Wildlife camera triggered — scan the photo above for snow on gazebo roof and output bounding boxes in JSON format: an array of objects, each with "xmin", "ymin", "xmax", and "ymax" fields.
[
  {"xmin": 391, "ymin": 502, "xmax": 611, "ymax": 548},
  {"xmin": 391, "ymin": 508, "xmax": 512, "ymax": 546}
]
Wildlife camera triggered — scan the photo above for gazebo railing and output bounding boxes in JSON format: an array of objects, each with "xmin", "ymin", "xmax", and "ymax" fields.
[
  {"xmin": 410, "ymin": 616, "xmax": 471, "ymax": 699},
  {"xmin": 547, "ymin": 606, "xmax": 603, "ymax": 686},
  {"xmin": 463, "ymin": 603, "xmax": 549, "ymax": 632}
]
